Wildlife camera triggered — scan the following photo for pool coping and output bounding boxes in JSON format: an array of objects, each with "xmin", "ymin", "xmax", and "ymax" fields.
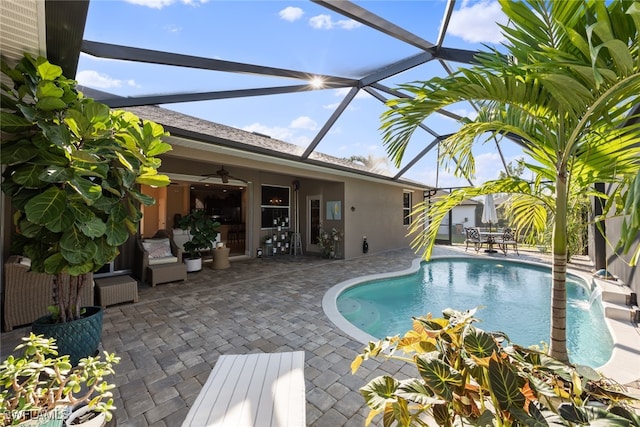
[{"xmin": 322, "ymin": 255, "xmax": 640, "ymax": 386}]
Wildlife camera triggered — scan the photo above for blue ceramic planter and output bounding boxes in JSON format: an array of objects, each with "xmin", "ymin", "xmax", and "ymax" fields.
[{"xmin": 32, "ymin": 306, "xmax": 104, "ymax": 366}]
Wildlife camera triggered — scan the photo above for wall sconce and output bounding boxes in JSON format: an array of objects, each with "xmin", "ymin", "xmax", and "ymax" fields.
[{"xmin": 350, "ymin": 206, "xmax": 356, "ymax": 212}]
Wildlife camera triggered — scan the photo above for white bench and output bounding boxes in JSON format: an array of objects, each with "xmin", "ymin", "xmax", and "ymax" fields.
[{"xmin": 181, "ymin": 351, "xmax": 306, "ymax": 427}]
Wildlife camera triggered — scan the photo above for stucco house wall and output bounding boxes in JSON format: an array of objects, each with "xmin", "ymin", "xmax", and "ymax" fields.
[{"xmin": 344, "ymin": 180, "xmax": 414, "ymax": 259}]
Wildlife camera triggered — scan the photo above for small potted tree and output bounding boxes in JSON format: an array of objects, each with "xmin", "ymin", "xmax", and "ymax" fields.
[
  {"xmin": 0, "ymin": 54, "xmax": 171, "ymax": 364},
  {"xmin": 178, "ymin": 209, "xmax": 220, "ymax": 272},
  {"xmin": 0, "ymin": 334, "xmax": 120, "ymax": 427}
]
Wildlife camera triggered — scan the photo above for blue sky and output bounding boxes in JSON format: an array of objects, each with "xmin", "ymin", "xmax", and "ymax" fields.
[{"xmin": 77, "ymin": 0, "xmax": 525, "ymax": 188}]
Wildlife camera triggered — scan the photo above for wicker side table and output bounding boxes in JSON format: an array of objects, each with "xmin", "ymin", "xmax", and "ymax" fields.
[{"xmin": 95, "ymin": 275, "xmax": 138, "ymax": 307}]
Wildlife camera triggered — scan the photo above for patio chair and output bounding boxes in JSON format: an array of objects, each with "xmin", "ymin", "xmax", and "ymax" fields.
[
  {"xmin": 464, "ymin": 227, "xmax": 487, "ymax": 252},
  {"xmin": 497, "ymin": 227, "xmax": 519, "ymax": 255},
  {"xmin": 181, "ymin": 351, "xmax": 306, "ymax": 427},
  {"xmin": 134, "ymin": 230, "xmax": 186, "ymax": 286}
]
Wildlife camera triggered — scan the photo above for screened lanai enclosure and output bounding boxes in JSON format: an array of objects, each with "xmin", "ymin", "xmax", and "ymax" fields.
[{"xmin": 0, "ymin": 0, "xmax": 637, "ymax": 288}]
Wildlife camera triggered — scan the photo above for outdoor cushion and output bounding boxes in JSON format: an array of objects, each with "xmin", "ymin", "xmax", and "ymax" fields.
[
  {"xmin": 142, "ymin": 238, "xmax": 173, "ymax": 259},
  {"xmin": 148, "ymin": 255, "xmax": 179, "ymax": 265}
]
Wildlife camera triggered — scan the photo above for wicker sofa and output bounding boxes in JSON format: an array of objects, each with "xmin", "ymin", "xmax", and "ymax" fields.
[{"xmin": 2, "ymin": 256, "xmax": 94, "ymax": 332}]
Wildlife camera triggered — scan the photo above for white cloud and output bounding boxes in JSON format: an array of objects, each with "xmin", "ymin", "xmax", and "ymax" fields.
[
  {"xmin": 309, "ymin": 14, "xmax": 361, "ymax": 30},
  {"xmin": 337, "ymin": 19, "xmax": 362, "ymax": 30},
  {"xmin": 123, "ymin": 0, "xmax": 208, "ymax": 9},
  {"xmin": 448, "ymin": 0, "xmax": 507, "ymax": 44},
  {"xmin": 164, "ymin": 24, "xmax": 182, "ymax": 33},
  {"xmin": 290, "ymin": 116, "xmax": 317, "ymax": 130},
  {"xmin": 76, "ymin": 70, "xmax": 140, "ymax": 89},
  {"xmin": 323, "ymin": 102, "xmax": 341, "ymax": 110},
  {"xmin": 291, "ymin": 135, "xmax": 312, "ymax": 146},
  {"xmin": 309, "ymin": 14, "xmax": 332, "ymax": 29},
  {"xmin": 279, "ymin": 6, "xmax": 304, "ymax": 22},
  {"xmin": 241, "ymin": 123, "xmax": 294, "ymax": 142}
]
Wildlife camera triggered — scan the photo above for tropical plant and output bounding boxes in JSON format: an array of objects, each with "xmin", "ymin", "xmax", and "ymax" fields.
[
  {"xmin": 178, "ymin": 209, "xmax": 220, "ymax": 259},
  {"xmin": 0, "ymin": 333, "xmax": 120, "ymax": 426},
  {"xmin": 619, "ymin": 171, "xmax": 640, "ymax": 265},
  {"xmin": 380, "ymin": 0, "xmax": 640, "ymax": 361},
  {"xmin": 352, "ymin": 308, "xmax": 640, "ymax": 427},
  {"xmin": 317, "ymin": 227, "xmax": 343, "ymax": 258},
  {"xmin": 0, "ymin": 54, "xmax": 172, "ymax": 323}
]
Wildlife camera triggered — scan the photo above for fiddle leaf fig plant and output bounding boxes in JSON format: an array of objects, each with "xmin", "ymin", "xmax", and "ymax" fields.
[
  {"xmin": 353, "ymin": 308, "xmax": 640, "ymax": 426},
  {"xmin": 178, "ymin": 209, "xmax": 220, "ymax": 259},
  {"xmin": 1, "ymin": 54, "xmax": 172, "ymax": 322}
]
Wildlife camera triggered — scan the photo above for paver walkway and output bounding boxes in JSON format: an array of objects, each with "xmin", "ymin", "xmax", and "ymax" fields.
[{"xmin": 2, "ymin": 246, "xmax": 638, "ymax": 426}]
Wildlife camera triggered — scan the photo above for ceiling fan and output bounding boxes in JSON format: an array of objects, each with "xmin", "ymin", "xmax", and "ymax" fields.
[{"xmin": 200, "ymin": 166, "xmax": 245, "ymax": 184}]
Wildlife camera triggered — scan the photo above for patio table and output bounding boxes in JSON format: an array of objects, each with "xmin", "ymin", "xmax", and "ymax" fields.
[{"xmin": 479, "ymin": 231, "xmax": 503, "ymax": 253}]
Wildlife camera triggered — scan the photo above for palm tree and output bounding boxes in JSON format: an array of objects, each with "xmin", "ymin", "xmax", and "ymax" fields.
[
  {"xmin": 345, "ymin": 153, "xmax": 392, "ymax": 175},
  {"xmin": 381, "ymin": 0, "xmax": 640, "ymax": 361}
]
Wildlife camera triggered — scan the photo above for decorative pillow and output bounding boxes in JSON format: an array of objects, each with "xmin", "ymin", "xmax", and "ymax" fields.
[{"xmin": 142, "ymin": 238, "xmax": 173, "ymax": 259}]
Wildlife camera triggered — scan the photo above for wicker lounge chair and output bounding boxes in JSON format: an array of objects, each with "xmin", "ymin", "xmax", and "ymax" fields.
[
  {"xmin": 134, "ymin": 230, "xmax": 186, "ymax": 286},
  {"xmin": 2, "ymin": 256, "xmax": 94, "ymax": 331}
]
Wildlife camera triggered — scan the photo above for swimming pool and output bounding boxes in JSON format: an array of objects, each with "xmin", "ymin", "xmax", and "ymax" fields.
[{"xmin": 329, "ymin": 257, "xmax": 613, "ymax": 368}]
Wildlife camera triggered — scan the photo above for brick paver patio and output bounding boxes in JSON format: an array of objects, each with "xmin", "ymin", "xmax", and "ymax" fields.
[{"xmin": 2, "ymin": 246, "xmax": 637, "ymax": 426}]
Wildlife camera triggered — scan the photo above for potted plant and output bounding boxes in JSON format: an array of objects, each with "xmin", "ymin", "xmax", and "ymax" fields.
[
  {"xmin": 0, "ymin": 333, "xmax": 120, "ymax": 427},
  {"xmin": 0, "ymin": 54, "xmax": 171, "ymax": 364},
  {"xmin": 317, "ymin": 227, "xmax": 343, "ymax": 258},
  {"xmin": 353, "ymin": 307, "xmax": 640, "ymax": 426},
  {"xmin": 178, "ymin": 209, "xmax": 220, "ymax": 272}
]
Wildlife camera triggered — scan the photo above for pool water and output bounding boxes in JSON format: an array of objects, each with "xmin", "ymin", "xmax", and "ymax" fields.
[{"xmin": 337, "ymin": 258, "xmax": 613, "ymax": 368}]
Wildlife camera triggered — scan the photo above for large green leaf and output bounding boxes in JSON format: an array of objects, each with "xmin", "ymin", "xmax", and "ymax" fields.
[
  {"xmin": 395, "ymin": 378, "xmax": 444, "ymax": 406},
  {"xmin": 36, "ymin": 96, "xmax": 67, "ymax": 111},
  {"xmin": 36, "ymin": 58, "xmax": 63, "ymax": 80},
  {"xmin": 60, "ymin": 228, "xmax": 97, "ymax": 265},
  {"xmin": 39, "ymin": 122, "xmax": 72, "ymax": 148},
  {"xmin": 0, "ymin": 111, "xmax": 32, "ymax": 131},
  {"xmin": 25, "ymin": 187, "xmax": 67, "ymax": 230},
  {"xmin": 69, "ymin": 176, "xmax": 102, "ymax": 204},
  {"xmin": 105, "ymin": 215, "xmax": 130, "ymax": 247},
  {"xmin": 43, "ymin": 252, "xmax": 66, "ymax": 275},
  {"xmin": 0, "ymin": 140, "xmax": 37, "ymax": 165},
  {"xmin": 78, "ymin": 216, "xmax": 106, "ymax": 238},
  {"xmin": 36, "ymin": 81, "xmax": 64, "ymax": 99},
  {"xmin": 93, "ymin": 237, "xmax": 119, "ymax": 267},
  {"xmin": 415, "ymin": 354, "xmax": 463, "ymax": 401},
  {"xmin": 39, "ymin": 165, "xmax": 72, "ymax": 183},
  {"xmin": 360, "ymin": 376, "xmax": 399, "ymax": 411},
  {"xmin": 12, "ymin": 164, "xmax": 45, "ymax": 188},
  {"xmin": 488, "ymin": 357, "xmax": 525, "ymax": 411},
  {"xmin": 462, "ymin": 327, "xmax": 499, "ymax": 358}
]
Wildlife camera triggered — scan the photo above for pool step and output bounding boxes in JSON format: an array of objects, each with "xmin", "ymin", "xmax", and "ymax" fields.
[
  {"xmin": 603, "ymin": 301, "xmax": 639, "ymax": 322},
  {"xmin": 593, "ymin": 276, "xmax": 638, "ymax": 322}
]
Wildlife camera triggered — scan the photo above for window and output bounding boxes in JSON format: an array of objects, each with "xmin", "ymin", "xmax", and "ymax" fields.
[
  {"xmin": 403, "ymin": 192, "xmax": 412, "ymax": 226},
  {"xmin": 261, "ymin": 185, "xmax": 290, "ymax": 229}
]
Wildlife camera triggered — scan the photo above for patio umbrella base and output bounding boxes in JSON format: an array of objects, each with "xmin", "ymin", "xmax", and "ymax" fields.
[{"xmin": 484, "ymin": 249, "xmax": 498, "ymax": 253}]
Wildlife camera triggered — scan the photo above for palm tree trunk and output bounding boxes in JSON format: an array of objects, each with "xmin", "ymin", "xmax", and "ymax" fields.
[{"xmin": 549, "ymin": 173, "xmax": 569, "ymax": 361}]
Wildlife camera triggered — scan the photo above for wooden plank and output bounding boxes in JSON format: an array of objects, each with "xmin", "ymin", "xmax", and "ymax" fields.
[{"xmin": 181, "ymin": 352, "xmax": 305, "ymax": 427}]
